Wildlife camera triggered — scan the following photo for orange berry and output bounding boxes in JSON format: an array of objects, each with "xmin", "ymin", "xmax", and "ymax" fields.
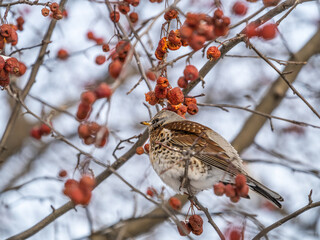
[
  {"xmin": 207, "ymin": 46, "xmax": 221, "ymax": 61},
  {"xmin": 88, "ymin": 122, "xmax": 101, "ymax": 134},
  {"xmin": 154, "ymin": 85, "xmax": 168, "ymax": 99},
  {"xmin": 41, "ymin": 8, "xmax": 50, "ymax": 17},
  {"xmin": 78, "ymin": 124, "xmax": 91, "ymax": 139},
  {"xmin": 184, "ymin": 97, "xmax": 197, "ymax": 106},
  {"xmin": 131, "ymin": 0, "xmax": 140, "ymax": 6},
  {"xmin": 167, "ymin": 87, "xmax": 184, "ymax": 105},
  {"xmin": 102, "ymin": 43, "xmax": 110, "ymax": 52},
  {"xmin": 87, "ymin": 31, "xmax": 95, "ymax": 40},
  {"xmin": 136, "ymin": 146, "xmax": 144, "ymax": 155},
  {"xmin": 18, "ymin": 62, "xmax": 27, "ymax": 76},
  {"xmin": 146, "ymin": 187, "xmax": 157, "ymax": 197},
  {"xmin": 169, "ymin": 197, "xmax": 181, "ymax": 210},
  {"xmin": 177, "ymin": 76, "xmax": 188, "ymax": 89},
  {"xmin": 79, "ymin": 175, "xmax": 95, "ymax": 191},
  {"xmin": 146, "ymin": 71, "xmax": 156, "ymax": 81},
  {"xmin": 145, "ymin": 91, "xmax": 159, "ymax": 105},
  {"xmin": 188, "ymin": 34, "xmax": 206, "ymax": 51},
  {"xmin": 156, "ymin": 76, "xmax": 169, "ymax": 88},
  {"xmin": 164, "ymin": 9, "xmax": 178, "ymax": 21},
  {"xmin": 260, "ymin": 24, "xmax": 277, "ymax": 40},
  {"xmin": 50, "ymin": 2, "xmax": 59, "ymax": 13},
  {"xmin": 118, "ymin": 2, "xmax": 130, "ymax": 15},
  {"xmin": 187, "ymin": 103, "xmax": 198, "ymax": 115}
]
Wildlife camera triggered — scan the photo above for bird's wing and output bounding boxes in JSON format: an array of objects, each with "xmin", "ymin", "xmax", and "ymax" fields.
[{"xmin": 162, "ymin": 120, "xmax": 242, "ymax": 175}]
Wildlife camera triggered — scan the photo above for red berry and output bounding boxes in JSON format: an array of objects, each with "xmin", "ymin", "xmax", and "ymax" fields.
[
  {"xmin": 245, "ymin": 23, "xmax": 259, "ymax": 38},
  {"xmin": 260, "ymin": 23, "xmax": 277, "ymax": 40},
  {"xmin": 78, "ymin": 124, "xmax": 91, "ymax": 139},
  {"xmin": 95, "ymin": 83, "xmax": 112, "ymax": 99},
  {"xmin": 230, "ymin": 195, "xmax": 240, "ymax": 203},
  {"xmin": 57, "ymin": 48, "xmax": 69, "ymax": 60},
  {"xmin": 225, "ymin": 184, "xmax": 236, "ymax": 198},
  {"xmin": 87, "ymin": 31, "xmax": 95, "ymax": 40},
  {"xmin": 177, "ymin": 76, "xmax": 188, "ymax": 88},
  {"xmin": 30, "ymin": 127, "xmax": 42, "ymax": 140},
  {"xmin": 81, "ymin": 91, "xmax": 96, "ymax": 105},
  {"xmin": 40, "ymin": 123, "xmax": 51, "ymax": 135},
  {"xmin": 108, "ymin": 60, "xmax": 123, "ymax": 78},
  {"xmin": 164, "ymin": 9, "xmax": 178, "ymax": 21},
  {"xmin": 95, "ymin": 37, "xmax": 104, "ymax": 45},
  {"xmin": 102, "ymin": 43, "xmax": 110, "ymax": 52},
  {"xmin": 18, "ymin": 62, "xmax": 27, "ymax": 76},
  {"xmin": 146, "ymin": 187, "xmax": 157, "ymax": 197},
  {"xmin": 95, "ymin": 55, "xmax": 106, "ymax": 65},
  {"xmin": 154, "ymin": 85, "xmax": 168, "ymax": 99},
  {"xmin": 169, "ymin": 197, "xmax": 181, "ymax": 210},
  {"xmin": 177, "ymin": 221, "xmax": 192, "ymax": 236},
  {"xmin": 187, "ymin": 103, "xmax": 198, "ymax": 115},
  {"xmin": 118, "ymin": 2, "xmax": 130, "ymax": 15},
  {"xmin": 232, "ymin": 1, "xmax": 248, "ymax": 16},
  {"xmin": 59, "ymin": 170, "xmax": 67, "ymax": 178},
  {"xmin": 238, "ymin": 184, "xmax": 249, "ymax": 197},
  {"xmin": 50, "ymin": 2, "xmax": 59, "ymax": 13},
  {"xmin": 156, "ymin": 76, "xmax": 169, "ymax": 88},
  {"xmin": 76, "ymin": 102, "xmax": 92, "ymax": 120},
  {"xmin": 79, "ymin": 175, "xmax": 95, "ymax": 191},
  {"xmin": 110, "ymin": 11, "xmax": 120, "ymax": 22},
  {"xmin": 129, "ymin": 12, "xmax": 138, "ymax": 23},
  {"xmin": 145, "ymin": 91, "xmax": 159, "ymax": 105},
  {"xmin": 189, "ymin": 214, "xmax": 203, "ymax": 231},
  {"xmin": 131, "ymin": 0, "xmax": 140, "ymax": 6},
  {"xmin": 144, "ymin": 143, "xmax": 150, "ymax": 153},
  {"xmin": 207, "ymin": 46, "xmax": 221, "ymax": 61},
  {"xmin": 235, "ymin": 174, "xmax": 247, "ymax": 189},
  {"xmin": 183, "ymin": 65, "xmax": 199, "ymax": 81},
  {"xmin": 146, "ymin": 71, "xmax": 156, "ymax": 81},
  {"xmin": 136, "ymin": 146, "xmax": 144, "ymax": 155},
  {"xmin": 214, "ymin": 182, "xmax": 225, "ymax": 196},
  {"xmin": 229, "ymin": 229, "xmax": 242, "ymax": 240}
]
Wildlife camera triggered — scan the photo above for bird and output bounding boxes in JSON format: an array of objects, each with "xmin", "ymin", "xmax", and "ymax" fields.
[{"xmin": 141, "ymin": 109, "xmax": 284, "ymax": 208}]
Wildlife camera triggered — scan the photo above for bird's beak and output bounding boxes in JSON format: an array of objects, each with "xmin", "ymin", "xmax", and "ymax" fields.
[{"xmin": 140, "ymin": 121, "xmax": 151, "ymax": 126}]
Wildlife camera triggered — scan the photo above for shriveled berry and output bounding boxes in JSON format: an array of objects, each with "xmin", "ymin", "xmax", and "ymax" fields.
[
  {"xmin": 118, "ymin": 2, "xmax": 130, "ymax": 15},
  {"xmin": 136, "ymin": 146, "xmax": 144, "ymax": 155},
  {"xmin": 183, "ymin": 65, "xmax": 199, "ymax": 81},
  {"xmin": 207, "ymin": 46, "xmax": 221, "ymax": 61},
  {"xmin": 187, "ymin": 103, "xmax": 198, "ymax": 115},
  {"xmin": 102, "ymin": 43, "xmax": 110, "ymax": 52},
  {"xmin": 156, "ymin": 76, "xmax": 169, "ymax": 88},
  {"xmin": 189, "ymin": 214, "xmax": 203, "ymax": 231},
  {"xmin": 88, "ymin": 122, "xmax": 101, "ymax": 134},
  {"xmin": 184, "ymin": 97, "xmax": 197, "ymax": 106},
  {"xmin": 167, "ymin": 87, "xmax": 184, "ymax": 105},
  {"xmin": 214, "ymin": 182, "xmax": 225, "ymax": 196},
  {"xmin": 0, "ymin": 56, "xmax": 5, "ymax": 70},
  {"xmin": 154, "ymin": 85, "xmax": 168, "ymax": 99},
  {"xmin": 169, "ymin": 197, "xmax": 181, "ymax": 210},
  {"xmin": 50, "ymin": 2, "xmax": 59, "ymax": 13},
  {"xmin": 145, "ymin": 91, "xmax": 159, "ymax": 105},
  {"xmin": 95, "ymin": 55, "xmax": 106, "ymax": 65},
  {"xmin": 164, "ymin": 9, "xmax": 178, "ymax": 21},
  {"xmin": 41, "ymin": 8, "xmax": 50, "ymax": 17}
]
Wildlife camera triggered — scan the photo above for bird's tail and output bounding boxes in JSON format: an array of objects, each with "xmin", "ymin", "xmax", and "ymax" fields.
[{"xmin": 247, "ymin": 176, "xmax": 284, "ymax": 208}]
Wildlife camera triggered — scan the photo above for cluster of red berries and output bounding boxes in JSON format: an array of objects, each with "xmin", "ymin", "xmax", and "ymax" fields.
[
  {"xmin": 0, "ymin": 24, "xmax": 18, "ymax": 49},
  {"xmin": 109, "ymin": 0, "xmax": 140, "ymax": 23},
  {"xmin": 77, "ymin": 82, "xmax": 112, "ymax": 121},
  {"xmin": 63, "ymin": 175, "xmax": 95, "ymax": 205},
  {"xmin": 108, "ymin": 40, "xmax": 131, "ymax": 78},
  {"xmin": 206, "ymin": 46, "xmax": 221, "ymax": 61},
  {"xmin": 41, "ymin": 2, "xmax": 63, "ymax": 20},
  {"xmin": 78, "ymin": 122, "xmax": 109, "ymax": 148},
  {"xmin": 179, "ymin": 9, "xmax": 230, "ymax": 51},
  {"xmin": 178, "ymin": 215, "xmax": 203, "ymax": 236},
  {"xmin": 30, "ymin": 122, "xmax": 52, "ymax": 140},
  {"xmin": 16, "ymin": 16, "xmax": 25, "ymax": 31},
  {"xmin": 245, "ymin": 23, "xmax": 278, "ymax": 40},
  {"xmin": 0, "ymin": 56, "xmax": 27, "ymax": 87},
  {"xmin": 213, "ymin": 174, "xmax": 249, "ymax": 203}
]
